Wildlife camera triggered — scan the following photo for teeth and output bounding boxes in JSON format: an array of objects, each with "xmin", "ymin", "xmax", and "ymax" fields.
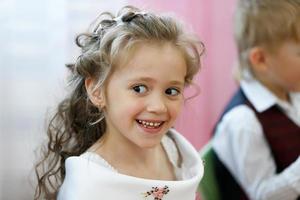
[{"xmin": 137, "ymin": 120, "xmax": 162, "ymax": 128}]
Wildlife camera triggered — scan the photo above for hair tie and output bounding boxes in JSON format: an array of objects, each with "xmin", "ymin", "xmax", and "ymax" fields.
[{"xmin": 115, "ymin": 11, "xmax": 147, "ymax": 24}]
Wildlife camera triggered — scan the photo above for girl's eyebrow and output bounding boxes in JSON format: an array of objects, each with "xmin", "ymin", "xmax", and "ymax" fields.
[
  {"xmin": 169, "ymin": 80, "xmax": 185, "ymax": 86},
  {"xmin": 127, "ymin": 77, "xmax": 184, "ymax": 86},
  {"xmin": 127, "ymin": 77, "xmax": 154, "ymax": 83}
]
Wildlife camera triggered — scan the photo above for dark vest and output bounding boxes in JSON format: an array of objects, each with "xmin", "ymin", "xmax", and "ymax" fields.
[{"xmin": 213, "ymin": 88, "xmax": 300, "ymax": 200}]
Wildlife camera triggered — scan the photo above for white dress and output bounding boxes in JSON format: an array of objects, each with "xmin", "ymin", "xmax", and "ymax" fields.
[{"xmin": 58, "ymin": 129, "xmax": 204, "ymax": 200}]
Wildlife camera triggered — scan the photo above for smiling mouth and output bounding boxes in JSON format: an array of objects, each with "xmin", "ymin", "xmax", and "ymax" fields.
[{"xmin": 136, "ymin": 119, "xmax": 164, "ymax": 129}]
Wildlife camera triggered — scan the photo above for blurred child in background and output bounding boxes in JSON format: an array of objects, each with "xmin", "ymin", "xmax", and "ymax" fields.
[{"xmin": 213, "ymin": 0, "xmax": 300, "ymax": 199}]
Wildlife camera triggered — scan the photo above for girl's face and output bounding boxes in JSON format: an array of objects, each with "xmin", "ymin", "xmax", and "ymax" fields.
[{"xmin": 102, "ymin": 42, "xmax": 187, "ymax": 149}]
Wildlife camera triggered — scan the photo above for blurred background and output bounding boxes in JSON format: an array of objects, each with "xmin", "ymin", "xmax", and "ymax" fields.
[{"xmin": 0, "ymin": 0, "xmax": 237, "ymax": 199}]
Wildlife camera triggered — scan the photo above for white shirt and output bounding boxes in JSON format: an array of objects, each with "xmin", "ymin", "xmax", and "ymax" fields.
[
  {"xmin": 212, "ymin": 75, "xmax": 300, "ymax": 200},
  {"xmin": 58, "ymin": 129, "xmax": 204, "ymax": 200}
]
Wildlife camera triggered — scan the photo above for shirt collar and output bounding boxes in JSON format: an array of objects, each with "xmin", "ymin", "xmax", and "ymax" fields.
[{"xmin": 240, "ymin": 70, "xmax": 278, "ymax": 113}]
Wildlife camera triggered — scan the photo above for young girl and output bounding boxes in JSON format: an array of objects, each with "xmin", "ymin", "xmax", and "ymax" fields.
[{"xmin": 35, "ymin": 6, "xmax": 204, "ymax": 200}]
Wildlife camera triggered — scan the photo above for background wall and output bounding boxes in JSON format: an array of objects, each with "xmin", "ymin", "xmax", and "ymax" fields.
[{"xmin": 0, "ymin": 0, "xmax": 237, "ymax": 199}]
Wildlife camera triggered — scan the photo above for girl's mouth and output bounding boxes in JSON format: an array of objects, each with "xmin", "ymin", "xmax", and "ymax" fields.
[{"xmin": 136, "ymin": 119, "xmax": 164, "ymax": 129}]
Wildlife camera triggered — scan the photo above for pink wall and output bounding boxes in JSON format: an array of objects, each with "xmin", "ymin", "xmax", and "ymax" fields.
[{"xmin": 129, "ymin": 0, "xmax": 238, "ymax": 149}]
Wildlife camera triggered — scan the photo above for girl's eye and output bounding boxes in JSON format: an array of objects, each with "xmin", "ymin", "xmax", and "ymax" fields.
[
  {"xmin": 165, "ymin": 88, "xmax": 180, "ymax": 96},
  {"xmin": 132, "ymin": 85, "xmax": 147, "ymax": 94}
]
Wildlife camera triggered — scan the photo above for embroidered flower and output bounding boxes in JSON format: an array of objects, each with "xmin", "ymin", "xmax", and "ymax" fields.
[{"xmin": 143, "ymin": 186, "xmax": 169, "ymax": 200}]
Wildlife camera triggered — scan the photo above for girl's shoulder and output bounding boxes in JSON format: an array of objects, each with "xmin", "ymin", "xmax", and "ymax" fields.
[
  {"xmin": 165, "ymin": 129, "xmax": 204, "ymax": 180},
  {"xmin": 80, "ymin": 152, "xmax": 118, "ymax": 172},
  {"xmin": 166, "ymin": 128, "xmax": 199, "ymax": 155},
  {"xmin": 162, "ymin": 131, "xmax": 182, "ymax": 168}
]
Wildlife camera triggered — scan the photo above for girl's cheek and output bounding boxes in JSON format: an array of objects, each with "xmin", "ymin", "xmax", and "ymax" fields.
[
  {"xmin": 169, "ymin": 102, "xmax": 183, "ymax": 120},
  {"xmin": 123, "ymin": 101, "xmax": 145, "ymax": 114}
]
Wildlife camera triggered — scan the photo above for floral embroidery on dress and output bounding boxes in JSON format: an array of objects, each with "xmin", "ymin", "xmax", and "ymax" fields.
[{"xmin": 142, "ymin": 185, "xmax": 170, "ymax": 200}]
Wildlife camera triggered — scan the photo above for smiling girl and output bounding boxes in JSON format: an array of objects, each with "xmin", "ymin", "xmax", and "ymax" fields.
[{"xmin": 34, "ymin": 6, "xmax": 205, "ymax": 200}]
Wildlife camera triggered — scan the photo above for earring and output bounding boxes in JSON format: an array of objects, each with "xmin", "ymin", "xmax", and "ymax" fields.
[{"xmin": 98, "ymin": 103, "xmax": 105, "ymax": 110}]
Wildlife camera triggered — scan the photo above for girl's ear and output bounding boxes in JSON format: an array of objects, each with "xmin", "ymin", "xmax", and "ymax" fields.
[{"xmin": 85, "ymin": 78, "xmax": 106, "ymax": 108}]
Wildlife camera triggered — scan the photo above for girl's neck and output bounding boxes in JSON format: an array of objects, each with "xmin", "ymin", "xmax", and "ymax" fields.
[
  {"xmin": 92, "ymin": 132, "xmax": 175, "ymax": 180},
  {"xmin": 101, "ymin": 138, "xmax": 162, "ymax": 167}
]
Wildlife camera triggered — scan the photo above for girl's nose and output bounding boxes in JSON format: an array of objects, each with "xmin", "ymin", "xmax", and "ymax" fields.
[{"xmin": 146, "ymin": 94, "xmax": 167, "ymax": 114}]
